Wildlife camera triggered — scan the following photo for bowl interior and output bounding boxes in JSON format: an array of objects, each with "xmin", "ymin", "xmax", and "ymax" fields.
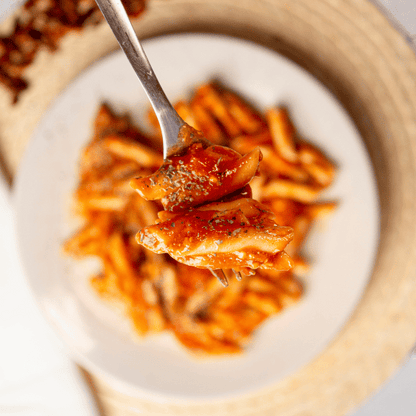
[{"xmin": 14, "ymin": 34, "xmax": 379, "ymax": 400}]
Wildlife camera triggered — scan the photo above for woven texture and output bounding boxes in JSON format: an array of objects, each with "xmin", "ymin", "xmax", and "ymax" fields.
[{"xmin": 1, "ymin": 0, "xmax": 416, "ymax": 415}]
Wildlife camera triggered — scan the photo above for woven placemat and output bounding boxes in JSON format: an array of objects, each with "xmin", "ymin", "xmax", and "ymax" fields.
[{"xmin": 1, "ymin": 0, "xmax": 416, "ymax": 415}]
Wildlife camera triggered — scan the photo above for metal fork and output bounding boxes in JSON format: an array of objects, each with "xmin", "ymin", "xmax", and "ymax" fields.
[{"xmin": 95, "ymin": 0, "xmax": 235, "ymax": 286}]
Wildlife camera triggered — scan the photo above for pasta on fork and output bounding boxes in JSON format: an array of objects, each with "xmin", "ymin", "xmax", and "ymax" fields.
[
  {"xmin": 130, "ymin": 124, "xmax": 294, "ymax": 276},
  {"xmin": 138, "ymin": 197, "xmax": 294, "ymax": 274},
  {"xmin": 130, "ymin": 129, "xmax": 262, "ymax": 213}
]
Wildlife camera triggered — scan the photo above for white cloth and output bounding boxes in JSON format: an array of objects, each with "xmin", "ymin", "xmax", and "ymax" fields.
[{"xmin": 0, "ymin": 177, "xmax": 98, "ymax": 416}]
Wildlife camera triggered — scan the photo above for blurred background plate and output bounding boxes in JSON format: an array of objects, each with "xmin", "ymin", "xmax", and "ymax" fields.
[{"xmin": 13, "ymin": 33, "xmax": 379, "ymax": 400}]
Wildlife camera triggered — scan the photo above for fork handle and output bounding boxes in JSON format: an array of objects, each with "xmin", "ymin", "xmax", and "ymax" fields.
[{"xmin": 95, "ymin": 0, "xmax": 184, "ymax": 157}]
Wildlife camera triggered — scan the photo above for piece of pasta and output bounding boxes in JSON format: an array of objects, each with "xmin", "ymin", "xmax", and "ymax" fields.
[
  {"xmin": 130, "ymin": 126, "xmax": 262, "ymax": 212},
  {"xmin": 138, "ymin": 198, "xmax": 294, "ymax": 272}
]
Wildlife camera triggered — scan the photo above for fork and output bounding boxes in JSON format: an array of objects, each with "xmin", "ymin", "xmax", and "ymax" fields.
[{"xmin": 95, "ymin": 0, "xmax": 236, "ymax": 287}]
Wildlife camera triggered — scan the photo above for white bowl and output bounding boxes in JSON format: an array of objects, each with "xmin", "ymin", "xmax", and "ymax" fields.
[{"xmin": 14, "ymin": 34, "xmax": 379, "ymax": 401}]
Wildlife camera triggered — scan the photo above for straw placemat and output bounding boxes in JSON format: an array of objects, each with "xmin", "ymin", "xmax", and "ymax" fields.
[{"xmin": 1, "ymin": 0, "xmax": 416, "ymax": 415}]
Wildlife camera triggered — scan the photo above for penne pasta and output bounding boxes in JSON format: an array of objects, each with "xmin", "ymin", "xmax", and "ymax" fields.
[
  {"xmin": 102, "ymin": 136, "xmax": 163, "ymax": 167},
  {"xmin": 266, "ymin": 108, "xmax": 298, "ymax": 163},
  {"xmin": 262, "ymin": 179, "xmax": 323, "ymax": 203},
  {"xmin": 63, "ymin": 83, "xmax": 336, "ymax": 355},
  {"xmin": 194, "ymin": 84, "xmax": 242, "ymax": 137}
]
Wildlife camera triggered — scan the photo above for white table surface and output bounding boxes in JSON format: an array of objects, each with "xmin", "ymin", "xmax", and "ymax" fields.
[{"xmin": 0, "ymin": 1, "xmax": 415, "ymax": 415}]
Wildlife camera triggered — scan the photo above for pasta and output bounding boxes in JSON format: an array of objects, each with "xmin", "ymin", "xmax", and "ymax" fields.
[
  {"xmin": 64, "ymin": 82, "xmax": 336, "ymax": 354},
  {"xmin": 138, "ymin": 197, "xmax": 294, "ymax": 273},
  {"xmin": 130, "ymin": 125, "xmax": 294, "ymax": 274}
]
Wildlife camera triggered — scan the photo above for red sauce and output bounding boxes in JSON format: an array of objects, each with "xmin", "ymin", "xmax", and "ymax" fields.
[{"xmin": 131, "ymin": 125, "xmax": 262, "ymax": 212}]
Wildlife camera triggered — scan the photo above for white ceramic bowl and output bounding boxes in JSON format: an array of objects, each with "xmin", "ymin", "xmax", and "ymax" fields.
[{"xmin": 14, "ymin": 34, "xmax": 379, "ymax": 401}]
